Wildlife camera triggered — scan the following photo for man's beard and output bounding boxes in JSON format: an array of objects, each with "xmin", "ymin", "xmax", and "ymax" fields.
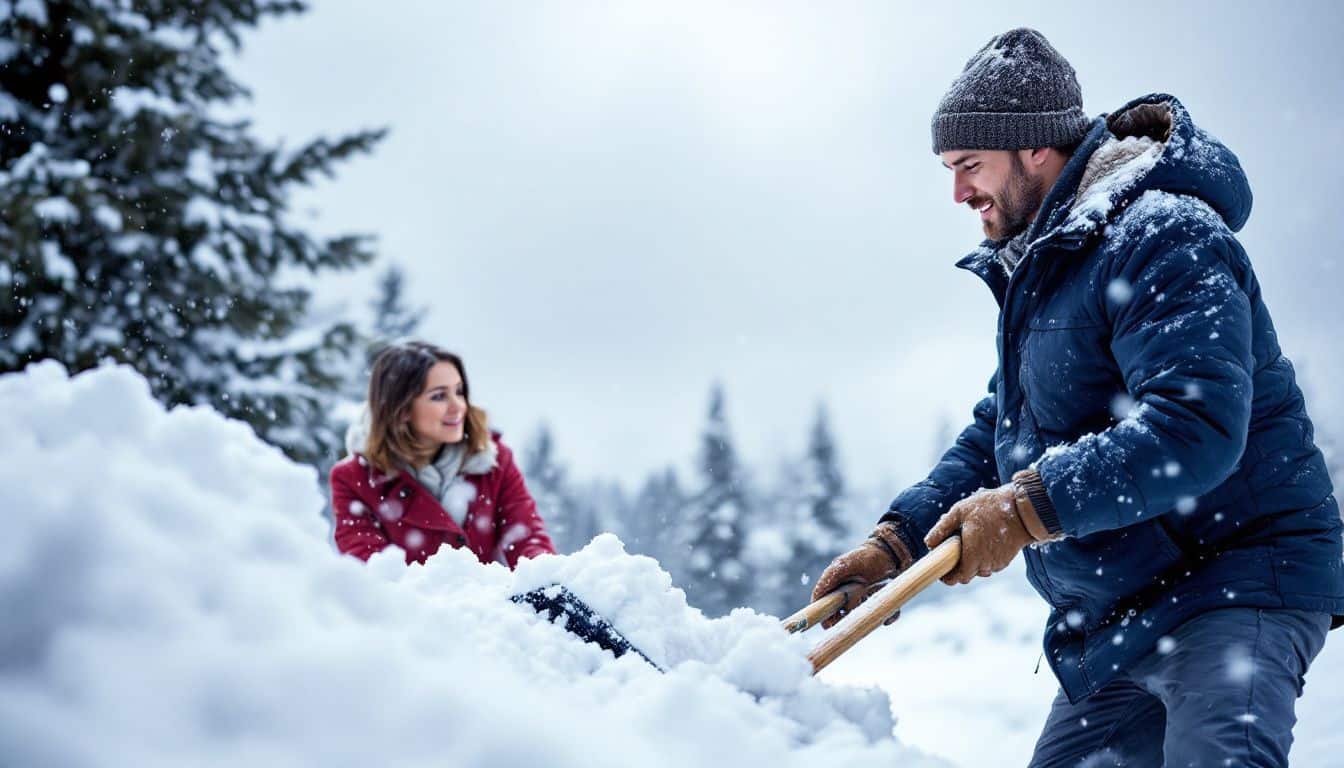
[{"xmin": 979, "ymin": 155, "xmax": 1047, "ymax": 242}]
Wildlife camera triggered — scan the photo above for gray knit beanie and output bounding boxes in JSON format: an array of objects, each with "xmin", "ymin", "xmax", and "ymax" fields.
[{"xmin": 931, "ymin": 28, "xmax": 1089, "ymax": 154}]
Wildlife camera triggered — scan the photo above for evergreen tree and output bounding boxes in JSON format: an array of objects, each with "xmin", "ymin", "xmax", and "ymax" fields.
[
  {"xmin": 338, "ymin": 262, "xmax": 422, "ymax": 406},
  {"xmin": 0, "ymin": 0, "xmax": 384, "ymax": 467},
  {"xmin": 317, "ymin": 263, "xmax": 424, "ymax": 497},
  {"xmin": 575, "ymin": 477, "xmax": 622, "ymax": 549},
  {"xmin": 315, "ymin": 264, "xmax": 421, "ymax": 506},
  {"xmin": 788, "ymin": 404, "xmax": 850, "ymax": 606},
  {"xmin": 522, "ymin": 423, "xmax": 596, "ymax": 553},
  {"xmin": 743, "ymin": 458, "xmax": 798, "ymax": 618},
  {"xmin": 624, "ymin": 466, "xmax": 684, "ymax": 565},
  {"xmin": 368, "ymin": 263, "xmax": 421, "ymax": 348},
  {"xmin": 684, "ymin": 383, "xmax": 754, "ymax": 617},
  {"xmin": 743, "ymin": 404, "xmax": 851, "ymax": 618}
]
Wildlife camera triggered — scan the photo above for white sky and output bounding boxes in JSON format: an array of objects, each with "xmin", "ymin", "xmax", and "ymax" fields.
[{"xmin": 230, "ymin": 1, "xmax": 1344, "ymax": 497}]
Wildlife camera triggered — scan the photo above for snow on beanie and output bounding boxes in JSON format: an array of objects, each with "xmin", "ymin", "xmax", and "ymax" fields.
[{"xmin": 931, "ymin": 28, "xmax": 1090, "ymax": 154}]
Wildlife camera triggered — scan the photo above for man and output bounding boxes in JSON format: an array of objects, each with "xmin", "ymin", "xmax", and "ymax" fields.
[{"xmin": 813, "ymin": 28, "xmax": 1343, "ymax": 767}]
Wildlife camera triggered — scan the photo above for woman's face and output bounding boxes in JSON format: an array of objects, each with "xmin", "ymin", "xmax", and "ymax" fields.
[{"xmin": 406, "ymin": 361, "xmax": 468, "ymax": 448}]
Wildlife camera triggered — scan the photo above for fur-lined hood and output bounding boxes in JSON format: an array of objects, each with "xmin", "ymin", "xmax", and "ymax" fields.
[
  {"xmin": 1059, "ymin": 93, "xmax": 1252, "ymax": 238},
  {"xmin": 343, "ymin": 404, "xmax": 498, "ymax": 476},
  {"xmin": 958, "ymin": 93, "xmax": 1253, "ymax": 281}
]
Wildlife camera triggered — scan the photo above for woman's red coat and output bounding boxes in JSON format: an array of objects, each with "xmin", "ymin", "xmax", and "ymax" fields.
[{"xmin": 331, "ymin": 436, "xmax": 555, "ymax": 568}]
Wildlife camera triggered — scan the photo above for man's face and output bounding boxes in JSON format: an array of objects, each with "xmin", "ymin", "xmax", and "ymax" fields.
[{"xmin": 940, "ymin": 149, "xmax": 1047, "ymax": 241}]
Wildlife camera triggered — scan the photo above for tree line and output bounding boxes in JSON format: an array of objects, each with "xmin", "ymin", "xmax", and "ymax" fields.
[{"xmin": 523, "ymin": 386, "xmax": 857, "ymax": 618}]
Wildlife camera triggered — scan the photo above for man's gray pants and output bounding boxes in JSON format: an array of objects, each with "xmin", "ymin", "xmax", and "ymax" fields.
[{"xmin": 1029, "ymin": 607, "xmax": 1330, "ymax": 767}]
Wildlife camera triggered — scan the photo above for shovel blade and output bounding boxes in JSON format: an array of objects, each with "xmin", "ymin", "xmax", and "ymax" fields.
[{"xmin": 511, "ymin": 585, "xmax": 663, "ymax": 671}]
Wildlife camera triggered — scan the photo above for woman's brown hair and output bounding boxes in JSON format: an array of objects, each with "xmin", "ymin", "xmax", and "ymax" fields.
[{"xmin": 362, "ymin": 341, "xmax": 490, "ymax": 474}]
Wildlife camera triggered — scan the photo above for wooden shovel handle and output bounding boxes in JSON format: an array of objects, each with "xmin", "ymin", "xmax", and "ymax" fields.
[
  {"xmin": 807, "ymin": 535, "xmax": 961, "ymax": 674},
  {"xmin": 780, "ymin": 581, "xmax": 872, "ymax": 634}
]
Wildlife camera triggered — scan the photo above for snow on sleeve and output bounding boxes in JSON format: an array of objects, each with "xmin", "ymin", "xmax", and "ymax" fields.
[{"xmin": 0, "ymin": 362, "xmax": 940, "ymax": 767}]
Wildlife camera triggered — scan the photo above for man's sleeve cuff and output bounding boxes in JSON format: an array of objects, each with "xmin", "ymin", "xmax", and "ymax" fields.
[
  {"xmin": 869, "ymin": 521, "xmax": 916, "ymax": 571},
  {"xmin": 1012, "ymin": 469, "xmax": 1064, "ymax": 538},
  {"xmin": 877, "ymin": 511, "xmax": 928, "ymax": 560}
]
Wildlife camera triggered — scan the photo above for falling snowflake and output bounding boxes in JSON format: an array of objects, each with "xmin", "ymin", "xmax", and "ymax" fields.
[
  {"xmin": 377, "ymin": 499, "xmax": 404, "ymax": 522},
  {"xmin": 1106, "ymin": 278, "xmax": 1134, "ymax": 304}
]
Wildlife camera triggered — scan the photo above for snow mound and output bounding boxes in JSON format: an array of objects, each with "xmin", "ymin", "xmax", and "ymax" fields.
[{"xmin": 0, "ymin": 362, "xmax": 938, "ymax": 767}]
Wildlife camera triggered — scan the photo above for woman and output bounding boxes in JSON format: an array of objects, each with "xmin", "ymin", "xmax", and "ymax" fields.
[{"xmin": 331, "ymin": 341, "xmax": 555, "ymax": 568}]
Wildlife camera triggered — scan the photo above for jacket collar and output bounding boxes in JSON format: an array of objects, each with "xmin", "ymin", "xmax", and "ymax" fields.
[
  {"xmin": 955, "ymin": 116, "xmax": 1112, "ymax": 302},
  {"xmin": 956, "ymin": 91, "xmax": 1250, "ymax": 302},
  {"xmin": 359, "ymin": 441, "xmax": 497, "ymax": 498},
  {"xmin": 354, "ymin": 461, "xmax": 462, "ymax": 534}
]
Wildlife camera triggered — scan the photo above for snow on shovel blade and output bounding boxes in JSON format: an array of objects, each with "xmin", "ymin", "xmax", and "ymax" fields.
[{"xmin": 512, "ymin": 585, "xmax": 664, "ymax": 671}]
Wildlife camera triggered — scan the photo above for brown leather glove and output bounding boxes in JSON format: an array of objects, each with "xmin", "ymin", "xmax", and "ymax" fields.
[
  {"xmin": 924, "ymin": 470, "xmax": 1061, "ymax": 586},
  {"xmin": 811, "ymin": 522, "xmax": 915, "ymax": 629}
]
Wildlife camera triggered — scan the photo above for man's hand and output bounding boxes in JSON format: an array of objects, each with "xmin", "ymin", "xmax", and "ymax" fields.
[
  {"xmin": 924, "ymin": 482, "xmax": 1046, "ymax": 585},
  {"xmin": 811, "ymin": 522, "xmax": 914, "ymax": 629}
]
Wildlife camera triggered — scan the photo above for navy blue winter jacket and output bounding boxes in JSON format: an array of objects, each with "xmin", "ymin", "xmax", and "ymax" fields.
[{"xmin": 882, "ymin": 94, "xmax": 1344, "ymax": 702}]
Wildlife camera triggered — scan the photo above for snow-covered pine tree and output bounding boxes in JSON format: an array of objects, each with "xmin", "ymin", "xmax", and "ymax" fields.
[
  {"xmin": 574, "ymin": 477, "xmax": 623, "ymax": 550},
  {"xmin": 623, "ymin": 466, "xmax": 684, "ymax": 565},
  {"xmin": 745, "ymin": 405, "xmax": 849, "ymax": 618},
  {"xmin": 522, "ymin": 423, "xmax": 596, "ymax": 553},
  {"xmin": 743, "ymin": 460, "xmax": 796, "ymax": 618},
  {"xmin": 333, "ymin": 263, "xmax": 423, "ymax": 422},
  {"xmin": 333, "ymin": 261, "xmax": 423, "ymax": 406},
  {"xmin": 787, "ymin": 404, "xmax": 850, "ymax": 607},
  {"xmin": 369, "ymin": 263, "xmax": 421, "ymax": 349},
  {"xmin": 316, "ymin": 263, "xmax": 425, "ymax": 498},
  {"xmin": 683, "ymin": 383, "xmax": 755, "ymax": 617},
  {"xmin": 0, "ymin": 0, "xmax": 383, "ymax": 467}
]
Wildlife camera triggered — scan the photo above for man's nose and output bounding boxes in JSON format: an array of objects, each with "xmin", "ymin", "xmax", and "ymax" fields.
[{"xmin": 953, "ymin": 178, "xmax": 974, "ymax": 205}]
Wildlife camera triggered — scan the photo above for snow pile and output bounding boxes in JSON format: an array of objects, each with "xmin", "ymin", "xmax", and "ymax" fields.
[
  {"xmin": 0, "ymin": 362, "xmax": 938, "ymax": 767},
  {"xmin": 821, "ymin": 569, "xmax": 1057, "ymax": 765}
]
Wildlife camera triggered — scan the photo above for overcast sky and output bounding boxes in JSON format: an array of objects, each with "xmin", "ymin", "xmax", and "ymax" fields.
[{"xmin": 229, "ymin": 1, "xmax": 1344, "ymax": 499}]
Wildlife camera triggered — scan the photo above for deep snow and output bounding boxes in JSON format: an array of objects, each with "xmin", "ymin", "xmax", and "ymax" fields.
[
  {"xmin": 1, "ymin": 361, "xmax": 1338, "ymax": 766},
  {"xmin": 0, "ymin": 362, "xmax": 936, "ymax": 767}
]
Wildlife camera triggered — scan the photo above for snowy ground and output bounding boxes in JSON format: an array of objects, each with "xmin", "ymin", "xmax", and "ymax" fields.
[
  {"xmin": 2, "ymin": 362, "xmax": 1338, "ymax": 766},
  {"xmin": 819, "ymin": 568, "xmax": 1057, "ymax": 766},
  {"xmin": 0, "ymin": 363, "xmax": 935, "ymax": 767}
]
